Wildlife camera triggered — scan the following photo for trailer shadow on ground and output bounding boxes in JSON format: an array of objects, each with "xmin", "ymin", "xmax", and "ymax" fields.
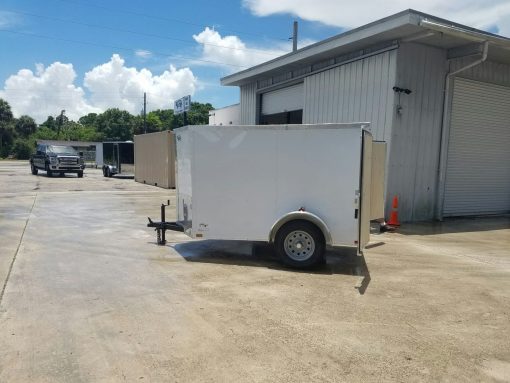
[{"xmin": 172, "ymin": 240, "xmax": 371, "ymax": 295}]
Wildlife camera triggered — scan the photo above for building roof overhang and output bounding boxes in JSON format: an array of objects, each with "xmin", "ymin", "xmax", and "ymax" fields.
[{"xmin": 221, "ymin": 9, "xmax": 510, "ymax": 86}]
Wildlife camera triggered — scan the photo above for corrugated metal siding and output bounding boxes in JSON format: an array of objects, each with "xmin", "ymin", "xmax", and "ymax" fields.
[
  {"xmin": 240, "ymin": 82, "xmax": 257, "ymax": 124},
  {"xmin": 443, "ymin": 78, "xmax": 510, "ymax": 216},
  {"xmin": 303, "ymin": 50, "xmax": 397, "ymax": 220},
  {"xmin": 387, "ymin": 43, "xmax": 447, "ymax": 222},
  {"xmin": 303, "ymin": 50, "xmax": 397, "ymax": 143},
  {"xmin": 451, "ymin": 59, "xmax": 510, "ymax": 88}
]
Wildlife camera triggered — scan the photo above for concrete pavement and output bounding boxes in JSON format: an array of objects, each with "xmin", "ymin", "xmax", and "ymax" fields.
[{"xmin": 0, "ymin": 160, "xmax": 509, "ymax": 382}]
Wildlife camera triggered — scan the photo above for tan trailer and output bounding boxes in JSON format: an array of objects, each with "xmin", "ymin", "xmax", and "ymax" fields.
[{"xmin": 134, "ymin": 130, "xmax": 176, "ymax": 189}]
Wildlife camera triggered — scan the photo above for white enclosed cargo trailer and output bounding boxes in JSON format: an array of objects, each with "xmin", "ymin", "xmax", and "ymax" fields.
[{"xmin": 168, "ymin": 123, "xmax": 385, "ymax": 268}]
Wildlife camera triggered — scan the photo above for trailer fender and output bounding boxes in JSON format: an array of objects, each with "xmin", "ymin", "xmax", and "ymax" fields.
[{"xmin": 269, "ymin": 211, "xmax": 332, "ymax": 245}]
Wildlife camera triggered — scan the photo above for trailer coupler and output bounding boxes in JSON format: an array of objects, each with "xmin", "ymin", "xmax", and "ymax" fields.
[{"xmin": 147, "ymin": 200, "xmax": 183, "ymax": 245}]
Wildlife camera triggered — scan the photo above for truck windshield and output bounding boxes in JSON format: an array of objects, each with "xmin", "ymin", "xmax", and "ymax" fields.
[{"xmin": 47, "ymin": 146, "xmax": 78, "ymax": 155}]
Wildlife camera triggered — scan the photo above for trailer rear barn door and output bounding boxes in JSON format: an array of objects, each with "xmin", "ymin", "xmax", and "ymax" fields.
[{"xmin": 443, "ymin": 78, "xmax": 510, "ymax": 216}]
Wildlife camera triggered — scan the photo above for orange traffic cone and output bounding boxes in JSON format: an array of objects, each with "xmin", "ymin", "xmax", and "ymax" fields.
[{"xmin": 387, "ymin": 195, "xmax": 400, "ymax": 226}]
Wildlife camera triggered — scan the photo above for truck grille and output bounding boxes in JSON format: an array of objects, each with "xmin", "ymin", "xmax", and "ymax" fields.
[{"xmin": 59, "ymin": 157, "xmax": 78, "ymax": 165}]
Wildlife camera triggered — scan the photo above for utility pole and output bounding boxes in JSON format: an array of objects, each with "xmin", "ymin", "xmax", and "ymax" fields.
[
  {"xmin": 143, "ymin": 92, "xmax": 147, "ymax": 134},
  {"xmin": 292, "ymin": 21, "xmax": 298, "ymax": 52}
]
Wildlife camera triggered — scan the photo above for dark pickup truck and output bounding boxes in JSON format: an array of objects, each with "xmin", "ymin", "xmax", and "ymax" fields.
[{"xmin": 30, "ymin": 144, "xmax": 85, "ymax": 177}]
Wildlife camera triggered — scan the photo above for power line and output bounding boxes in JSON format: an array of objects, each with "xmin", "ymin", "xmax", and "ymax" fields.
[
  {"xmin": 8, "ymin": 9, "xmax": 282, "ymax": 56},
  {"xmin": 0, "ymin": 28, "xmax": 248, "ymax": 68},
  {"xmin": 1, "ymin": 87, "xmax": 227, "ymax": 97},
  {"xmin": 51, "ymin": 0, "xmax": 288, "ymax": 41}
]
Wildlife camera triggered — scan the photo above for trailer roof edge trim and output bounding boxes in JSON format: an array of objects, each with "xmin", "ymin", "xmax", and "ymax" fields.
[{"xmin": 174, "ymin": 123, "xmax": 371, "ymax": 134}]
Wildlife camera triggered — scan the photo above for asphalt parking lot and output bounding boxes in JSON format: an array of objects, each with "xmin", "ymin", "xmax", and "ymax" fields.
[{"xmin": 0, "ymin": 160, "xmax": 509, "ymax": 382}]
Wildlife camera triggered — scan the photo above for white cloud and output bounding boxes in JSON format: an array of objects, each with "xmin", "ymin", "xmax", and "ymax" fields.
[
  {"xmin": 243, "ymin": 0, "xmax": 510, "ymax": 37},
  {"xmin": 192, "ymin": 27, "xmax": 300, "ymax": 70},
  {"xmin": 0, "ymin": 11, "xmax": 21, "ymax": 28},
  {"xmin": 135, "ymin": 49, "xmax": 152, "ymax": 59},
  {"xmin": 84, "ymin": 54, "xmax": 196, "ymax": 113},
  {"xmin": 0, "ymin": 54, "xmax": 198, "ymax": 123},
  {"xmin": 0, "ymin": 62, "xmax": 99, "ymax": 123}
]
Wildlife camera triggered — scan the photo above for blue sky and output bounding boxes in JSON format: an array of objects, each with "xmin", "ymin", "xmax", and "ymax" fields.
[
  {"xmin": 0, "ymin": 0, "xmax": 341, "ymax": 121},
  {"xmin": 1, "ymin": 0, "xmax": 508, "ymax": 122}
]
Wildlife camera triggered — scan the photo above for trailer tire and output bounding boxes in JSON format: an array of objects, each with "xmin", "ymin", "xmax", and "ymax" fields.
[{"xmin": 275, "ymin": 220, "xmax": 325, "ymax": 269}]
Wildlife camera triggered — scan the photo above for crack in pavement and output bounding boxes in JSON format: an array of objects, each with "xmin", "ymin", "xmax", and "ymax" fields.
[{"xmin": 0, "ymin": 194, "xmax": 38, "ymax": 306}]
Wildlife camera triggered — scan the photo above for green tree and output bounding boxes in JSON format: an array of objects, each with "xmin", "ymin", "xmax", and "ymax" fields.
[
  {"xmin": 15, "ymin": 115, "xmax": 37, "ymax": 138},
  {"xmin": 0, "ymin": 99, "xmax": 15, "ymax": 157},
  {"xmin": 32, "ymin": 126, "xmax": 58, "ymax": 140},
  {"xmin": 146, "ymin": 113, "xmax": 163, "ymax": 132},
  {"xmin": 78, "ymin": 113, "xmax": 98, "ymax": 128},
  {"xmin": 134, "ymin": 112, "xmax": 164, "ymax": 135},
  {"xmin": 40, "ymin": 116, "xmax": 57, "ymax": 131},
  {"xmin": 150, "ymin": 109, "xmax": 175, "ymax": 130},
  {"xmin": 0, "ymin": 99, "xmax": 13, "ymax": 121},
  {"xmin": 55, "ymin": 112, "xmax": 69, "ymax": 138},
  {"xmin": 63, "ymin": 121, "xmax": 104, "ymax": 141},
  {"xmin": 0, "ymin": 125, "xmax": 15, "ymax": 158},
  {"xmin": 12, "ymin": 138, "xmax": 34, "ymax": 159},
  {"xmin": 95, "ymin": 108, "xmax": 135, "ymax": 140}
]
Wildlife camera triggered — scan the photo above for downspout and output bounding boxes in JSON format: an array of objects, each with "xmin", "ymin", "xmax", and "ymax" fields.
[{"xmin": 435, "ymin": 40, "xmax": 489, "ymax": 220}]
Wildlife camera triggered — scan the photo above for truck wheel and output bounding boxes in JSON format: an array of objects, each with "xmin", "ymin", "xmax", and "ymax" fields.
[
  {"xmin": 31, "ymin": 163, "xmax": 38, "ymax": 175},
  {"xmin": 45, "ymin": 163, "xmax": 52, "ymax": 177},
  {"xmin": 103, "ymin": 168, "xmax": 107, "ymax": 177},
  {"xmin": 105, "ymin": 167, "xmax": 112, "ymax": 178},
  {"xmin": 77, "ymin": 171, "xmax": 84, "ymax": 178},
  {"xmin": 275, "ymin": 221, "xmax": 325, "ymax": 269}
]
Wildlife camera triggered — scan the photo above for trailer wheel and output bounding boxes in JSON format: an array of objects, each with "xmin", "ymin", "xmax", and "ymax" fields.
[{"xmin": 275, "ymin": 221, "xmax": 325, "ymax": 268}]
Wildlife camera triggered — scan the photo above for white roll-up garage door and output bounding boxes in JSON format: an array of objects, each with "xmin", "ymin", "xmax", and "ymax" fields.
[
  {"xmin": 261, "ymin": 83, "xmax": 304, "ymax": 115},
  {"xmin": 443, "ymin": 78, "xmax": 510, "ymax": 216}
]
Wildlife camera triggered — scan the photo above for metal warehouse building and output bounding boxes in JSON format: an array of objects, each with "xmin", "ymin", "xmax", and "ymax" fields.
[{"xmin": 221, "ymin": 10, "xmax": 510, "ymax": 222}]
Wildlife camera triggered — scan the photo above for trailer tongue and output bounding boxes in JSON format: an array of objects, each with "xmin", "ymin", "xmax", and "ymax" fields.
[{"xmin": 147, "ymin": 200, "xmax": 183, "ymax": 245}]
